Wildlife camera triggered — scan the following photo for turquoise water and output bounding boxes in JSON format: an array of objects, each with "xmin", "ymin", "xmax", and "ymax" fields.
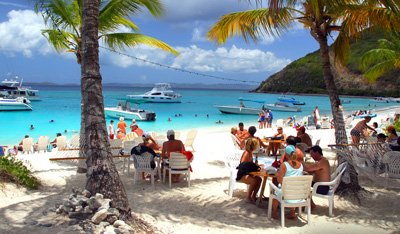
[{"xmin": 1, "ymin": 85, "xmax": 397, "ymax": 146}]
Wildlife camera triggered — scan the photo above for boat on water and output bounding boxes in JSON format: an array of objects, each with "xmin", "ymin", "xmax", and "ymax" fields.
[
  {"xmin": 126, "ymin": 83, "xmax": 181, "ymax": 103},
  {"xmin": 214, "ymin": 98, "xmax": 265, "ymax": 115},
  {"xmin": 265, "ymin": 102, "xmax": 302, "ymax": 112},
  {"xmin": 0, "ymin": 76, "xmax": 41, "ymax": 101},
  {"xmin": 277, "ymin": 95, "xmax": 305, "ymax": 105},
  {"xmin": 104, "ymin": 99, "xmax": 156, "ymax": 121},
  {"xmin": 0, "ymin": 97, "xmax": 32, "ymax": 111},
  {"xmin": 341, "ymin": 99, "xmax": 351, "ymax": 104},
  {"xmin": 370, "ymin": 97, "xmax": 389, "ymax": 103}
]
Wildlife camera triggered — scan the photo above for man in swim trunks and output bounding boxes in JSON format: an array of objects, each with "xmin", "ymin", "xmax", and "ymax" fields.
[
  {"xmin": 303, "ymin": 145, "xmax": 330, "ymax": 209},
  {"xmin": 236, "ymin": 122, "xmax": 250, "ymax": 141}
]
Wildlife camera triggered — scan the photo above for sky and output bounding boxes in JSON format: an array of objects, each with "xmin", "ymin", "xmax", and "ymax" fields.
[{"xmin": 0, "ymin": 0, "xmax": 324, "ymax": 85}]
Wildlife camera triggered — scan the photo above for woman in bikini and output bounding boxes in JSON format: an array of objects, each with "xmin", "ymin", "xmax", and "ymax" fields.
[
  {"xmin": 271, "ymin": 145, "xmax": 304, "ymax": 219},
  {"xmin": 350, "ymin": 116, "xmax": 376, "ymax": 145},
  {"xmin": 237, "ymin": 138, "xmax": 262, "ymax": 203}
]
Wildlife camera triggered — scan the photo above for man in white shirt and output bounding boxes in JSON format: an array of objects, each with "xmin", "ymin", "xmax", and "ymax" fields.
[{"xmin": 109, "ymin": 120, "xmax": 115, "ymax": 139}]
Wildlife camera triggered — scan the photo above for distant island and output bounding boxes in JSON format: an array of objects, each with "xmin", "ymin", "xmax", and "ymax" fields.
[
  {"xmin": 25, "ymin": 82, "xmax": 258, "ymax": 91},
  {"xmin": 253, "ymin": 30, "xmax": 400, "ymax": 97}
]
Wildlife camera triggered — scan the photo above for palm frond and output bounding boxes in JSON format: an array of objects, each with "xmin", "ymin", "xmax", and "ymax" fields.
[
  {"xmin": 207, "ymin": 8, "xmax": 295, "ymax": 45},
  {"xmin": 41, "ymin": 29, "xmax": 78, "ymax": 53},
  {"xmin": 102, "ymin": 33, "xmax": 179, "ymax": 55},
  {"xmin": 360, "ymin": 48, "xmax": 397, "ymax": 69},
  {"xmin": 363, "ymin": 60, "xmax": 396, "ymax": 83}
]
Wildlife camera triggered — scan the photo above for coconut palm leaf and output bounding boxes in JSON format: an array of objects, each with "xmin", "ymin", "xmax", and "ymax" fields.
[
  {"xmin": 207, "ymin": 8, "xmax": 296, "ymax": 45},
  {"xmin": 363, "ymin": 60, "xmax": 397, "ymax": 83},
  {"xmin": 102, "ymin": 33, "xmax": 179, "ymax": 55}
]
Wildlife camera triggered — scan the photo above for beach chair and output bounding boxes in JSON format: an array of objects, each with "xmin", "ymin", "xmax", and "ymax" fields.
[
  {"xmin": 56, "ymin": 136, "xmax": 67, "ymax": 149},
  {"xmin": 287, "ymin": 116, "xmax": 295, "ymax": 127},
  {"xmin": 125, "ymin": 132, "xmax": 136, "ymax": 142},
  {"xmin": 296, "ymin": 143, "xmax": 309, "ymax": 161},
  {"xmin": 275, "ymin": 119, "xmax": 285, "ymax": 128},
  {"xmin": 123, "ymin": 140, "xmax": 140, "ymax": 175},
  {"xmin": 267, "ymin": 175, "xmax": 313, "ymax": 227},
  {"xmin": 185, "ymin": 129, "xmax": 198, "ymax": 152},
  {"xmin": 307, "ymin": 116, "xmax": 316, "ymax": 130},
  {"xmin": 37, "ymin": 136, "xmax": 50, "ymax": 153},
  {"xmin": 231, "ymin": 134, "xmax": 242, "ymax": 150},
  {"xmin": 225, "ymin": 150, "xmax": 242, "ymax": 197},
  {"xmin": 174, "ymin": 131, "xmax": 181, "ymax": 140},
  {"xmin": 321, "ymin": 117, "xmax": 330, "ymax": 129},
  {"xmin": 312, "ymin": 162, "xmax": 347, "ymax": 216},
  {"xmin": 69, "ymin": 134, "xmax": 80, "ymax": 148},
  {"xmin": 131, "ymin": 146, "xmax": 157, "ymax": 186},
  {"xmin": 163, "ymin": 152, "xmax": 191, "ymax": 188},
  {"xmin": 22, "ymin": 137, "xmax": 34, "ymax": 154},
  {"xmin": 110, "ymin": 139, "xmax": 122, "ymax": 157},
  {"xmin": 151, "ymin": 131, "xmax": 157, "ymax": 139}
]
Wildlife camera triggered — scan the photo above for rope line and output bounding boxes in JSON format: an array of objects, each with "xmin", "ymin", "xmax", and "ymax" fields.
[{"xmin": 37, "ymin": 0, "xmax": 260, "ymax": 84}]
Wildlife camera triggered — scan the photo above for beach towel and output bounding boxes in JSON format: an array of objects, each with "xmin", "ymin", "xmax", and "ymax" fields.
[{"xmin": 180, "ymin": 151, "xmax": 194, "ymax": 172}]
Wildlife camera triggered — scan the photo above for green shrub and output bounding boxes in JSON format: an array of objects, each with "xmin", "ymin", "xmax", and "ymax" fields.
[{"xmin": 0, "ymin": 155, "xmax": 40, "ymax": 189}]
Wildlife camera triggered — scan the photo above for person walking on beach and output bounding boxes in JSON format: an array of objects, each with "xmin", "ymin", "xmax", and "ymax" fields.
[
  {"xmin": 313, "ymin": 106, "xmax": 320, "ymax": 124},
  {"xmin": 267, "ymin": 110, "xmax": 273, "ymax": 128},
  {"xmin": 109, "ymin": 120, "xmax": 115, "ymax": 139},
  {"xmin": 129, "ymin": 119, "xmax": 137, "ymax": 132},
  {"xmin": 117, "ymin": 117, "xmax": 127, "ymax": 134},
  {"xmin": 258, "ymin": 111, "xmax": 266, "ymax": 129}
]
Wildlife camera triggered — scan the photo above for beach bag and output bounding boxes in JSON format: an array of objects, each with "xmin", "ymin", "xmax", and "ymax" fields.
[{"xmin": 236, "ymin": 162, "xmax": 260, "ymax": 181}]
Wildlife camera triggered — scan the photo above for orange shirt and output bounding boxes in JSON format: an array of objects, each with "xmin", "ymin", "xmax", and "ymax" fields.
[{"xmin": 117, "ymin": 121, "xmax": 127, "ymax": 133}]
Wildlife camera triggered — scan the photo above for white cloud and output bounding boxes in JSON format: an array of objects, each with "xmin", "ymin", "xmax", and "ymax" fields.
[
  {"xmin": 0, "ymin": 10, "xmax": 60, "ymax": 57},
  {"xmin": 191, "ymin": 27, "xmax": 207, "ymax": 42}
]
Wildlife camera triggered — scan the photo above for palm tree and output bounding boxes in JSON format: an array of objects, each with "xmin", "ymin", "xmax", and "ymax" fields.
[
  {"xmin": 207, "ymin": 0, "xmax": 399, "ymax": 200},
  {"xmin": 35, "ymin": 0, "xmax": 178, "ymax": 222},
  {"xmin": 35, "ymin": 0, "xmax": 178, "ymax": 65},
  {"xmin": 360, "ymin": 32, "xmax": 400, "ymax": 83}
]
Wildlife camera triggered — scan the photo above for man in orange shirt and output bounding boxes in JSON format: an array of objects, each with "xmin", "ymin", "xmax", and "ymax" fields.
[{"xmin": 117, "ymin": 117, "xmax": 127, "ymax": 134}]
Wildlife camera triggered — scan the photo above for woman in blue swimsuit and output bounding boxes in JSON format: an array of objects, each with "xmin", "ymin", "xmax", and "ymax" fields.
[{"xmin": 259, "ymin": 111, "xmax": 266, "ymax": 129}]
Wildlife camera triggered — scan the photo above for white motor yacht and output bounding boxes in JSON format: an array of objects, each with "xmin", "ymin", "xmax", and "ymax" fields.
[
  {"xmin": 0, "ymin": 97, "xmax": 32, "ymax": 111},
  {"xmin": 0, "ymin": 76, "xmax": 41, "ymax": 101},
  {"xmin": 126, "ymin": 83, "xmax": 181, "ymax": 103},
  {"xmin": 265, "ymin": 102, "xmax": 302, "ymax": 112},
  {"xmin": 214, "ymin": 98, "xmax": 265, "ymax": 115},
  {"xmin": 105, "ymin": 99, "xmax": 156, "ymax": 121}
]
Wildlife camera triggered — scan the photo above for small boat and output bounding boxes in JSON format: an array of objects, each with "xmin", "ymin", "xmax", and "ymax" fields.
[
  {"xmin": 355, "ymin": 114, "xmax": 377, "ymax": 118},
  {"xmin": 104, "ymin": 99, "xmax": 156, "ymax": 121},
  {"xmin": 214, "ymin": 98, "xmax": 265, "ymax": 115},
  {"xmin": 277, "ymin": 95, "xmax": 305, "ymax": 105},
  {"xmin": 341, "ymin": 99, "xmax": 351, "ymax": 104},
  {"xmin": 126, "ymin": 83, "xmax": 181, "ymax": 103},
  {"xmin": 370, "ymin": 97, "xmax": 389, "ymax": 103},
  {"xmin": 0, "ymin": 76, "xmax": 41, "ymax": 101},
  {"xmin": 265, "ymin": 102, "xmax": 302, "ymax": 112},
  {"xmin": 0, "ymin": 97, "xmax": 32, "ymax": 111}
]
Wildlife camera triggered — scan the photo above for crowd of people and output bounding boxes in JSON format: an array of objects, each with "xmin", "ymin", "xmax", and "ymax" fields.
[{"xmin": 257, "ymin": 110, "xmax": 273, "ymax": 129}]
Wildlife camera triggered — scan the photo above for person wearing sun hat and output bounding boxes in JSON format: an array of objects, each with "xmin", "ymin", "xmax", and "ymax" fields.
[
  {"xmin": 116, "ymin": 128, "xmax": 125, "ymax": 140},
  {"xmin": 161, "ymin": 129, "xmax": 185, "ymax": 182},
  {"xmin": 271, "ymin": 145, "xmax": 304, "ymax": 219},
  {"xmin": 139, "ymin": 131, "xmax": 160, "ymax": 151}
]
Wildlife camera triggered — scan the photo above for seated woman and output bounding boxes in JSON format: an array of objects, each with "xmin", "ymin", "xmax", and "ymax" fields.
[
  {"xmin": 271, "ymin": 145, "xmax": 304, "ymax": 219},
  {"xmin": 236, "ymin": 138, "xmax": 262, "ymax": 204},
  {"xmin": 230, "ymin": 127, "xmax": 245, "ymax": 149},
  {"xmin": 139, "ymin": 131, "xmax": 160, "ymax": 151},
  {"xmin": 279, "ymin": 136, "xmax": 304, "ymax": 163},
  {"xmin": 269, "ymin": 127, "xmax": 287, "ymax": 156},
  {"xmin": 387, "ymin": 126, "xmax": 398, "ymax": 143}
]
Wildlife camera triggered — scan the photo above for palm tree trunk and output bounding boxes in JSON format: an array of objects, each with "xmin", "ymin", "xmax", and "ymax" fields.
[
  {"xmin": 81, "ymin": 0, "xmax": 132, "ymax": 222},
  {"xmin": 318, "ymin": 35, "xmax": 363, "ymax": 200}
]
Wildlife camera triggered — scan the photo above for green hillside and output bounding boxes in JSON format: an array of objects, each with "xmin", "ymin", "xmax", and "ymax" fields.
[{"xmin": 253, "ymin": 30, "xmax": 400, "ymax": 97}]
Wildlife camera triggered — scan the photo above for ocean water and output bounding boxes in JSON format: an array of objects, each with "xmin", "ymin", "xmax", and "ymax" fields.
[{"xmin": 0, "ymin": 85, "xmax": 397, "ymax": 146}]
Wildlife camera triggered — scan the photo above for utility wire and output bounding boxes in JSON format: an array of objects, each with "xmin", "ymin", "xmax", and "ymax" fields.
[{"xmin": 38, "ymin": 0, "xmax": 261, "ymax": 84}]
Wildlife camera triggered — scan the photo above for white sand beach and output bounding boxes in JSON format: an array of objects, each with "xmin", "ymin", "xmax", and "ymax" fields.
[{"xmin": 1, "ymin": 107, "xmax": 400, "ymax": 234}]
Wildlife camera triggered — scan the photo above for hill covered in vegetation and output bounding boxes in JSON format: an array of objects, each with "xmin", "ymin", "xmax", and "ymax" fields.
[{"xmin": 253, "ymin": 30, "xmax": 400, "ymax": 97}]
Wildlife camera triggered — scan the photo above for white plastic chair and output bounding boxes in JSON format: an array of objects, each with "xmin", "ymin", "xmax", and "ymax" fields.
[
  {"xmin": 315, "ymin": 138, "xmax": 321, "ymax": 146},
  {"xmin": 56, "ymin": 136, "xmax": 67, "ymax": 149},
  {"xmin": 123, "ymin": 140, "xmax": 140, "ymax": 175},
  {"xmin": 275, "ymin": 119, "xmax": 285, "ymax": 128},
  {"xmin": 110, "ymin": 139, "xmax": 122, "ymax": 156},
  {"xmin": 125, "ymin": 132, "xmax": 137, "ymax": 141},
  {"xmin": 69, "ymin": 134, "xmax": 80, "ymax": 148},
  {"xmin": 132, "ymin": 147, "xmax": 157, "ymax": 186},
  {"xmin": 225, "ymin": 150, "xmax": 242, "ymax": 197},
  {"xmin": 37, "ymin": 136, "xmax": 50, "ymax": 153},
  {"xmin": 383, "ymin": 151, "xmax": 400, "ymax": 185},
  {"xmin": 312, "ymin": 162, "xmax": 348, "ymax": 216},
  {"xmin": 185, "ymin": 129, "xmax": 198, "ymax": 152},
  {"xmin": 163, "ymin": 152, "xmax": 191, "ymax": 188},
  {"xmin": 174, "ymin": 131, "xmax": 181, "ymax": 140},
  {"xmin": 22, "ymin": 137, "xmax": 34, "ymax": 154},
  {"xmin": 321, "ymin": 117, "xmax": 330, "ymax": 129},
  {"xmin": 268, "ymin": 175, "xmax": 313, "ymax": 227},
  {"xmin": 231, "ymin": 134, "xmax": 242, "ymax": 150}
]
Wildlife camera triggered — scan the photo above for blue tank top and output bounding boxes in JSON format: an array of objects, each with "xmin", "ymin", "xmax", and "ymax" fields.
[{"xmin": 283, "ymin": 161, "xmax": 303, "ymax": 177}]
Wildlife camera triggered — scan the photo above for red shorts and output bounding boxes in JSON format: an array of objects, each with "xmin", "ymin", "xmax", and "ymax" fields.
[{"xmin": 110, "ymin": 134, "xmax": 114, "ymax": 139}]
